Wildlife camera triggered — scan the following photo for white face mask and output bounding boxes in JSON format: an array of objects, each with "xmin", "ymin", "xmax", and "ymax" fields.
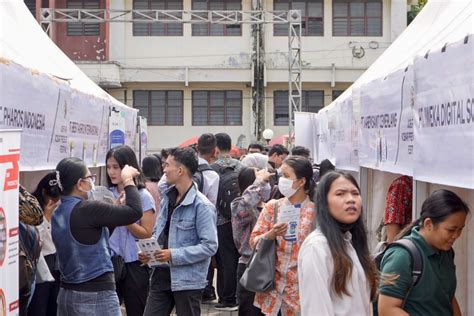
[
  {"xmin": 278, "ymin": 177, "xmax": 298, "ymax": 198},
  {"xmin": 79, "ymin": 178, "xmax": 96, "ymax": 199}
]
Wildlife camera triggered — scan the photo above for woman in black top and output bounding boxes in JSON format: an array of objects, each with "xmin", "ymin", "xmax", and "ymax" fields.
[{"xmin": 51, "ymin": 157, "xmax": 142, "ymax": 316}]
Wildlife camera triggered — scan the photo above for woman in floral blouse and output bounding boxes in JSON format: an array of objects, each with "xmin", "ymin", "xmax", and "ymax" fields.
[{"xmin": 250, "ymin": 156, "xmax": 317, "ymax": 316}]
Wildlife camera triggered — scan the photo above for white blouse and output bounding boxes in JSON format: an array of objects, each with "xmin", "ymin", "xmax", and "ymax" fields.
[
  {"xmin": 298, "ymin": 229, "xmax": 372, "ymax": 316},
  {"xmin": 38, "ymin": 217, "xmax": 56, "ymax": 256}
]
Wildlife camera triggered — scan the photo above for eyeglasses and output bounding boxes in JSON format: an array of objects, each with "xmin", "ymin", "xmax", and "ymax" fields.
[{"xmin": 81, "ymin": 174, "xmax": 97, "ymax": 184}]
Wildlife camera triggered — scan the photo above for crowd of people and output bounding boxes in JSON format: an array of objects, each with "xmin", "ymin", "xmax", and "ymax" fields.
[{"xmin": 17, "ymin": 132, "xmax": 470, "ymax": 316}]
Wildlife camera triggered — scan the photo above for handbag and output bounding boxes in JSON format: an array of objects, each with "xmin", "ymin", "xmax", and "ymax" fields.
[{"xmin": 239, "ymin": 202, "xmax": 278, "ymax": 293}]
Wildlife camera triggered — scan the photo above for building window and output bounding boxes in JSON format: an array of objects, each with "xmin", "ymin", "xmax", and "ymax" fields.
[
  {"xmin": 192, "ymin": 91, "xmax": 242, "ymax": 125},
  {"xmin": 274, "ymin": 0, "xmax": 323, "ymax": 36},
  {"xmin": 133, "ymin": 90, "xmax": 184, "ymax": 126},
  {"xmin": 192, "ymin": 0, "xmax": 242, "ymax": 36},
  {"xmin": 332, "ymin": 90, "xmax": 344, "ymax": 100},
  {"xmin": 274, "ymin": 90, "xmax": 324, "ymax": 126},
  {"xmin": 67, "ymin": 0, "xmax": 101, "ymax": 36},
  {"xmin": 133, "ymin": 0, "xmax": 183, "ymax": 36},
  {"xmin": 333, "ymin": 0, "xmax": 382, "ymax": 36}
]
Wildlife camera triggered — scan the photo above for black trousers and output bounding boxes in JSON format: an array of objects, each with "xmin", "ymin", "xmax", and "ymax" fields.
[
  {"xmin": 215, "ymin": 221, "xmax": 239, "ymax": 305},
  {"xmin": 116, "ymin": 261, "xmax": 151, "ymax": 316},
  {"xmin": 202, "ymin": 259, "xmax": 216, "ymax": 298},
  {"xmin": 236, "ymin": 263, "xmax": 264, "ymax": 316},
  {"xmin": 28, "ymin": 254, "xmax": 60, "ymax": 316},
  {"xmin": 144, "ymin": 269, "xmax": 202, "ymax": 316}
]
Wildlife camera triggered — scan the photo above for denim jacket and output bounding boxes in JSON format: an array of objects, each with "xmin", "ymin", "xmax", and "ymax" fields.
[{"xmin": 154, "ymin": 183, "xmax": 218, "ymax": 291}]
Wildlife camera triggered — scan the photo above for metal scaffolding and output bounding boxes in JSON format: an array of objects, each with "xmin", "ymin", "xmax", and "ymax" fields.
[{"xmin": 40, "ymin": 8, "xmax": 302, "ymax": 146}]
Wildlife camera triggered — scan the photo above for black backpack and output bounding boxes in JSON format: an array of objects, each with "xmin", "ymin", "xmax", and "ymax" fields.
[
  {"xmin": 373, "ymin": 239, "xmax": 423, "ymax": 315},
  {"xmin": 193, "ymin": 163, "xmax": 216, "ymax": 193},
  {"xmin": 211, "ymin": 164, "xmax": 239, "ymax": 220}
]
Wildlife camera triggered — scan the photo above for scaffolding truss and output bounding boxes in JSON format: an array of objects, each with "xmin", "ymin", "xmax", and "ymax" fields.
[{"xmin": 40, "ymin": 8, "xmax": 302, "ymax": 146}]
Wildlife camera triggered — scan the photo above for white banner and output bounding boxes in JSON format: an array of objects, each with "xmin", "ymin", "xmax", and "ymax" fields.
[
  {"xmin": 109, "ymin": 110, "xmax": 126, "ymax": 149},
  {"xmin": 139, "ymin": 116, "xmax": 148, "ymax": 163},
  {"xmin": 359, "ymin": 67, "xmax": 415, "ymax": 175},
  {"xmin": 414, "ymin": 38, "xmax": 474, "ymax": 189},
  {"xmin": 330, "ymin": 96, "xmax": 359, "ymax": 171},
  {"xmin": 0, "ymin": 63, "xmax": 59, "ymax": 170},
  {"xmin": 295, "ymin": 112, "xmax": 317, "ymax": 160},
  {"xmin": 0, "ymin": 130, "xmax": 21, "ymax": 315},
  {"xmin": 315, "ymin": 109, "xmax": 333, "ymax": 165}
]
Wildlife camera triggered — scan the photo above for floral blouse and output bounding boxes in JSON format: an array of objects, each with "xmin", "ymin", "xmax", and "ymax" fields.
[
  {"xmin": 231, "ymin": 179, "xmax": 267, "ymax": 265},
  {"xmin": 250, "ymin": 196, "xmax": 316, "ymax": 316}
]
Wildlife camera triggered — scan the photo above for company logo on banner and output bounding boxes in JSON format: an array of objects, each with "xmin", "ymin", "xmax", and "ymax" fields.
[
  {"xmin": 359, "ymin": 67, "xmax": 415, "ymax": 176},
  {"xmin": 109, "ymin": 111, "xmax": 126, "ymax": 149},
  {"xmin": 0, "ymin": 130, "xmax": 21, "ymax": 315},
  {"xmin": 414, "ymin": 38, "xmax": 474, "ymax": 189}
]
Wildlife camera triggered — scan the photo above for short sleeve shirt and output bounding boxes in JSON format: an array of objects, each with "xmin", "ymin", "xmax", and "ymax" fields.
[{"xmin": 379, "ymin": 227, "xmax": 457, "ymax": 316}]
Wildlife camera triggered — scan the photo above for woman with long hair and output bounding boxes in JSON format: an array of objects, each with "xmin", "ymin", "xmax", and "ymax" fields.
[
  {"xmin": 298, "ymin": 171, "xmax": 378, "ymax": 315},
  {"xmin": 106, "ymin": 145, "xmax": 156, "ymax": 316},
  {"xmin": 28, "ymin": 172, "xmax": 61, "ymax": 316},
  {"xmin": 378, "ymin": 189, "xmax": 469, "ymax": 316},
  {"xmin": 51, "ymin": 157, "xmax": 142, "ymax": 315},
  {"xmin": 249, "ymin": 156, "xmax": 316, "ymax": 316},
  {"xmin": 142, "ymin": 154, "xmax": 163, "ymax": 216}
]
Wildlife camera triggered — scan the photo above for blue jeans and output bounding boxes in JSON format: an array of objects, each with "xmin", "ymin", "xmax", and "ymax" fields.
[{"xmin": 57, "ymin": 288, "xmax": 120, "ymax": 316}]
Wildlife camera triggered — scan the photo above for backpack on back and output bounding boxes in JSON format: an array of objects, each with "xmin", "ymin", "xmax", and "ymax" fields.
[
  {"xmin": 193, "ymin": 163, "xmax": 216, "ymax": 193},
  {"xmin": 373, "ymin": 238, "xmax": 423, "ymax": 315},
  {"xmin": 212, "ymin": 164, "xmax": 239, "ymax": 220}
]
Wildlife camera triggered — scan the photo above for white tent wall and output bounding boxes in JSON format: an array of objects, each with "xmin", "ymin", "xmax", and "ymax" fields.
[{"xmin": 0, "ymin": 1, "xmax": 138, "ymax": 177}]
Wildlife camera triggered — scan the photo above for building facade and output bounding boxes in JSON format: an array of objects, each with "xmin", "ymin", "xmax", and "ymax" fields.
[{"xmin": 32, "ymin": 0, "xmax": 408, "ymax": 151}]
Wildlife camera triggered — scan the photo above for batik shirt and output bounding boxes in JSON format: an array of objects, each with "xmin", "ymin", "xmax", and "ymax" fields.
[
  {"xmin": 384, "ymin": 176, "xmax": 413, "ymax": 226},
  {"xmin": 250, "ymin": 196, "xmax": 316, "ymax": 316}
]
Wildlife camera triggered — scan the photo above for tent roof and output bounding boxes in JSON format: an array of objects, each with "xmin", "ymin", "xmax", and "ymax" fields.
[
  {"xmin": 0, "ymin": 0, "xmax": 131, "ymax": 111},
  {"xmin": 328, "ymin": 0, "xmax": 473, "ymax": 105}
]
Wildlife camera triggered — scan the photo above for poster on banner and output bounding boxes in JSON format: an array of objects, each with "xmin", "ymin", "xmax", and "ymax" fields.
[
  {"xmin": 359, "ymin": 67, "xmax": 415, "ymax": 175},
  {"xmin": 109, "ymin": 110, "xmax": 126, "ymax": 149},
  {"xmin": 48, "ymin": 86, "xmax": 71, "ymax": 165},
  {"xmin": 123, "ymin": 109, "xmax": 138, "ymax": 149},
  {"xmin": 0, "ymin": 130, "xmax": 21, "ymax": 315},
  {"xmin": 0, "ymin": 63, "xmax": 58, "ymax": 170},
  {"xmin": 68, "ymin": 92, "xmax": 105, "ymax": 166},
  {"xmin": 96, "ymin": 104, "xmax": 110, "ymax": 166},
  {"xmin": 414, "ymin": 38, "xmax": 474, "ymax": 189},
  {"xmin": 330, "ymin": 97, "xmax": 359, "ymax": 171},
  {"xmin": 295, "ymin": 112, "xmax": 317, "ymax": 159}
]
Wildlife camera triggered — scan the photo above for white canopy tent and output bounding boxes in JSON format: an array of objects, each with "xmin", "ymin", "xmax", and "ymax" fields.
[{"xmin": 0, "ymin": 0, "xmax": 138, "ymax": 171}]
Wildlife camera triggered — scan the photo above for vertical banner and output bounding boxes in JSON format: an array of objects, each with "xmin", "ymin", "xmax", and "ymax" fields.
[
  {"xmin": 0, "ymin": 130, "xmax": 21, "ymax": 315},
  {"xmin": 414, "ymin": 38, "xmax": 474, "ymax": 188},
  {"xmin": 139, "ymin": 116, "xmax": 148, "ymax": 163},
  {"xmin": 316, "ymin": 109, "xmax": 333, "ymax": 164},
  {"xmin": 295, "ymin": 112, "xmax": 317, "ymax": 159},
  {"xmin": 109, "ymin": 110, "xmax": 126, "ymax": 150},
  {"xmin": 359, "ymin": 67, "xmax": 415, "ymax": 175},
  {"xmin": 48, "ymin": 86, "xmax": 71, "ymax": 165}
]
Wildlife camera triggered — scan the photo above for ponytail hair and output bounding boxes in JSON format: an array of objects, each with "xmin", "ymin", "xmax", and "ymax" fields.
[{"xmin": 394, "ymin": 189, "xmax": 470, "ymax": 241}]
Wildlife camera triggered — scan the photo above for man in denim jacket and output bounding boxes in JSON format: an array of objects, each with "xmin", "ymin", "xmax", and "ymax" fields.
[{"xmin": 141, "ymin": 147, "xmax": 218, "ymax": 316}]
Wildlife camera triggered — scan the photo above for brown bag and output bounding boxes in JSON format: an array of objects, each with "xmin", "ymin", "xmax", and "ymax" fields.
[{"xmin": 19, "ymin": 185, "xmax": 43, "ymax": 226}]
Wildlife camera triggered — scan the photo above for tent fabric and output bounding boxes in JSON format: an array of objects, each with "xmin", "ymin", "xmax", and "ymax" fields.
[
  {"xmin": 0, "ymin": 0, "xmax": 132, "ymax": 112},
  {"xmin": 327, "ymin": 0, "xmax": 473, "ymax": 108}
]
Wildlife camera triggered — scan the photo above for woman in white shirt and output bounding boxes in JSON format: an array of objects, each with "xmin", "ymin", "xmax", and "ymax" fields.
[{"xmin": 298, "ymin": 171, "xmax": 378, "ymax": 316}]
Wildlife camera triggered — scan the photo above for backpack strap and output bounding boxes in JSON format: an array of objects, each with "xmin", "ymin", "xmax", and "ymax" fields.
[{"xmin": 391, "ymin": 239, "xmax": 423, "ymax": 307}]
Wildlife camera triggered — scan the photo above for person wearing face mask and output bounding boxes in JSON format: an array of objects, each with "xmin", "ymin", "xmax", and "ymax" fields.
[
  {"xmin": 106, "ymin": 145, "xmax": 156, "ymax": 316},
  {"xmin": 231, "ymin": 167, "xmax": 272, "ymax": 316},
  {"xmin": 298, "ymin": 171, "xmax": 378, "ymax": 316},
  {"xmin": 249, "ymin": 156, "xmax": 316, "ymax": 316},
  {"xmin": 51, "ymin": 157, "xmax": 142, "ymax": 316}
]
